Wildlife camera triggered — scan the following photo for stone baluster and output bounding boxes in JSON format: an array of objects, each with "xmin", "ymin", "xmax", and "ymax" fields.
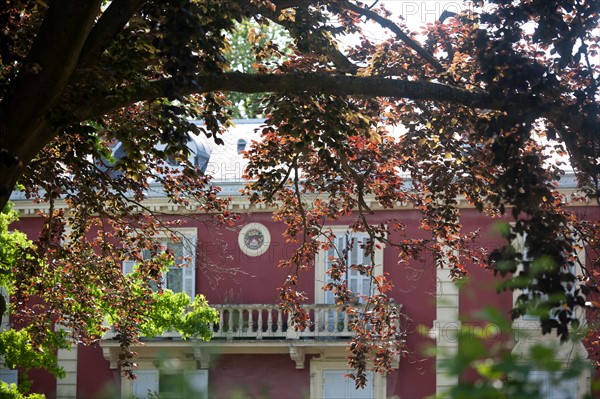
[{"xmin": 276, "ymin": 308, "xmax": 283, "ymax": 333}]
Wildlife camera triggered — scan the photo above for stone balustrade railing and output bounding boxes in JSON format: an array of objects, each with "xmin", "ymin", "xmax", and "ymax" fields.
[
  {"xmin": 103, "ymin": 303, "xmax": 402, "ymax": 341},
  {"xmin": 210, "ymin": 303, "xmax": 356, "ymax": 340}
]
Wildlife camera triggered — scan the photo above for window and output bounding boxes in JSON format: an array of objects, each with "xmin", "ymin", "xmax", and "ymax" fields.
[
  {"xmin": 511, "ymin": 231, "xmax": 588, "ymax": 399},
  {"xmin": 131, "ymin": 369, "xmax": 208, "ymax": 399},
  {"xmin": 513, "ymin": 232, "xmax": 583, "ymax": 321},
  {"xmin": 123, "ymin": 228, "xmax": 197, "ymax": 299},
  {"xmin": 0, "ymin": 369, "xmax": 18, "ymax": 385},
  {"xmin": 236, "ymin": 139, "xmax": 247, "ymax": 154},
  {"xmin": 310, "ymin": 359, "xmax": 386, "ymax": 398},
  {"xmin": 315, "ymin": 228, "xmax": 384, "ymax": 304},
  {"xmin": 322, "ymin": 370, "xmax": 374, "ymax": 399},
  {"xmin": 516, "ymin": 233, "xmax": 547, "ymax": 321},
  {"xmin": 529, "ymin": 370, "xmax": 578, "ymax": 399}
]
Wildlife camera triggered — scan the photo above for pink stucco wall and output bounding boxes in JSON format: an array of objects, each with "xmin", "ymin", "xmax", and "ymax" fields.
[
  {"xmin": 210, "ymin": 354, "xmax": 310, "ymax": 398},
  {"xmin": 14, "ymin": 203, "xmax": 592, "ymax": 398},
  {"xmin": 77, "ymin": 344, "xmax": 120, "ymax": 398}
]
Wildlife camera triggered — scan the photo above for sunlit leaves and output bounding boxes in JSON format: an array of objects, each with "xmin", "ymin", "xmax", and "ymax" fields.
[{"xmin": 136, "ymin": 291, "xmax": 218, "ymax": 340}]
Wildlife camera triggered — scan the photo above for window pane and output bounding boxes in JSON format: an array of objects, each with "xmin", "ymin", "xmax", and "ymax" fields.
[
  {"xmin": 167, "ymin": 268, "xmax": 183, "ymax": 293},
  {"xmin": 322, "ymin": 370, "xmax": 374, "ymax": 399},
  {"xmin": 132, "ymin": 370, "xmax": 159, "ymax": 399},
  {"xmin": 0, "ymin": 369, "xmax": 18, "ymax": 385},
  {"xmin": 168, "ymin": 242, "xmax": 184, "ymax": 265},
  {"xmin": 350, "ymin": 239, "xmax": 359, "ymax": 265},
  {"xmin": 349, "ymin": 279, "xmax": 357, "ymax": 293},
  {"xmin": 362, "ymin": 279, "xmax": 371, "ymax": 297}
]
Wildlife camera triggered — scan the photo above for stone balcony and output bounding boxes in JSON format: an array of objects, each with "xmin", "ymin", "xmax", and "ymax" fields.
[
  {"xmin": 101, "ymin": 303, "xmax": 402, "ymax": 370},
  {"xmin": 208, "ymin": 303, "xmax": 356, "ymax": 340}
]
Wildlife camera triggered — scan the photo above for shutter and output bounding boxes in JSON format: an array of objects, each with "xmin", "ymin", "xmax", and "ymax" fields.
[
  {"xmin": 182, "ymin": 235, "xmax": 196, "ymax": 299},
  {"xmin": 324, "ymin": 235, "xmax": 346, "ymax": 305},
  {"xmin": 348, "ymin": 236, "xmax": 359, "ymax": 294},
  {"xmin": 348, "ymin": 233, "xmax": 372, "ymax": 299},
  {"xmin": 132, "ymin": 369, "xmax": 159, "ymax": 399},
  {"xmin": 122, "ymin": 260, "xmax": 137, "ymax": 275},
  {"xmin": 184, "ymin": 369, "xmax": 208, "ymax": 398}
]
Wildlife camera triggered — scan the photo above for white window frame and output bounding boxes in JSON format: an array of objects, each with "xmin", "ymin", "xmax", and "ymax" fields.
[
  {"xmin": 315, "ymin": 226, "xmax": 384, "ymax": 304},
  {"xmin": 127, "ymin": 368, "xmax": 208, "ymax": 399},
  {"xmin": 123, "ymin": 228, "xmax": 197, "ymax": 299},
  {"xmin": 310, "ymin": 358, "xmax": 386, "ymax": 399},
  {"xmin": 511, "ymin": 229, "xmax": 589, "ymax": 399},
  {"xmin": 131, "ymin": 369, "xmax": 159, "ymax": 399},
  {"xmin": 529, "ymin": 370, "xmax": 578, "ymax": 399},
  {"xmin": 512, "ymin": 231, "xmax": 584, "ymax": 322},
  {"xmin": 512, "ymin": 232, "xmax": 546, "ymax": 321}
]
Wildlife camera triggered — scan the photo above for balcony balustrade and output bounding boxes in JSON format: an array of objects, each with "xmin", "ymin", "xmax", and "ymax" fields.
[
  {"xmin": 210, "ymin": 303, "xmax": 356, "ymax": 340},
  {"xmin": 103, "ymin": 303, "xmax": 401, "ymax": 342}
]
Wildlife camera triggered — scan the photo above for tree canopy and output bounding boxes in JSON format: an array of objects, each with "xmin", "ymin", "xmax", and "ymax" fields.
[{"xmin": 0, "ymin": 0, "xmax": 599, "ymax": 389}]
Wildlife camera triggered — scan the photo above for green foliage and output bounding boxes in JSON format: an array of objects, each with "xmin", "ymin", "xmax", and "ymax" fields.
[
  {"xmin": 0, "ymin": 203, "xmax": 67, "ymax": 394},
  {"xmin": 0, "ymin": 203, "xmax": 32, "ymax": 289},
  {"xmin": 139, "ymin": 291, "xmax": 218, "ymax": 340},
  {"xmin": 0, "ymin": 330, "xmax": 65, "ymax": 377},
  {"xmin": 224, "ymin": 19, "xmax": 292, "ymax": 118},
  {"xmin": 0, "ymin": 382, "xmax": 45, "ymax": 399},
  {"xmin": 0, "ymin": 330, "xmax": 66, "ymax": 393},
  {"xmin": 433, "ymin": 307, "xmax": 590, "ymax": 398}
]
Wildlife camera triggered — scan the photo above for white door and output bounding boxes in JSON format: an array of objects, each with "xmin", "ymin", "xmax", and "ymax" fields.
[
  {"xmin": 322, "ymin": 370, "xmax": 374, "ymax": 399},
  {"xmin": 131, "ymin": 369, "xmax": 159, "ymax": 399}
]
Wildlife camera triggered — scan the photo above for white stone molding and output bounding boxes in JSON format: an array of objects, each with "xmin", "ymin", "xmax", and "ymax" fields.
[
  {"xmin": 431, "ymin": 267, "xmax": 460, "ymax": 395},
  {"xmin": 309, "ymin": 354, "xmax": 387, "ymax": 399},
  {"xmin": 289, "ymin": 346, "xmax": 306, "ymax": 369},
  {"xmin": 56, "ymin": 345, "xmax": 78, "ymax": 399}
]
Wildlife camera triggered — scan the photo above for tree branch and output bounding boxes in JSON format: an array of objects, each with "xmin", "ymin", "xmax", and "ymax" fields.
[
  {"xmin": 246, "ymin": 1, "xmax": 359, "ymax": 73},
  {"xmin": 0, "ymin": 1, "xmax": 102, "ymax": 210},
  {"xmin": 75, "ymin": 72, "xmax": 594, "ymax": 175},
  {"xmin": 0, "ymin": 1, "xmax": 102, "ymax": 158},
  {"xmin": 338, "ymin": 0, "xmax": 445, "ymax": 72},
  {"xmin": 73, "ymin": 72, "xmax": 489, "ymax": 119},
  {"xmin": 76, "ymin": 0, "xmax": 146, "ymax": 71}
]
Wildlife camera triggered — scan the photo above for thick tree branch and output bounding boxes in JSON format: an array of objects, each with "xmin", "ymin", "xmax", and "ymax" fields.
[
  {"xmin": 74, "ymin": 72, "xmax": 595, "ymax": 178},
  {"xmin": 338, "ymin": 0, "xmax": 445, "ymax": 72},
  {"xmin": 269, "ymin": 0, "xmax": 441, "ymax": 72},
  {"xmin": 76, "ymin": 0, "xmax": 146, "ymax": 71},
  {"xmin": 0, "ymin": 1, "xmax": 102, "ymax": 158},
  {"xmin": 0, "ymin": 1, "xmax": 102, "ymax": 210},
  {"xmin": 73, "ymin": 72, "xmax": 490, "ymax": 119}
]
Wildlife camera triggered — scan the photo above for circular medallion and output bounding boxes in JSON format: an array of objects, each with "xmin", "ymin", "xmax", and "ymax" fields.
[{"xmin": 238, "ymin": 223, "xmax": 271, "ymax": 256}]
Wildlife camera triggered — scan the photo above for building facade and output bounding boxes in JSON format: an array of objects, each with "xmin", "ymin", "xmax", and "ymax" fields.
[{"xmin": 3, "ymin": 120, "xmax": 596, "ymax": 398}]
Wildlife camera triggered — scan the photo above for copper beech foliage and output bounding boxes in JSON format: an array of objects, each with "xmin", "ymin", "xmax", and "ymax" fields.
[{"xmin": 0, "ymin": 0, "xmax": 599, "ymax": 386}]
